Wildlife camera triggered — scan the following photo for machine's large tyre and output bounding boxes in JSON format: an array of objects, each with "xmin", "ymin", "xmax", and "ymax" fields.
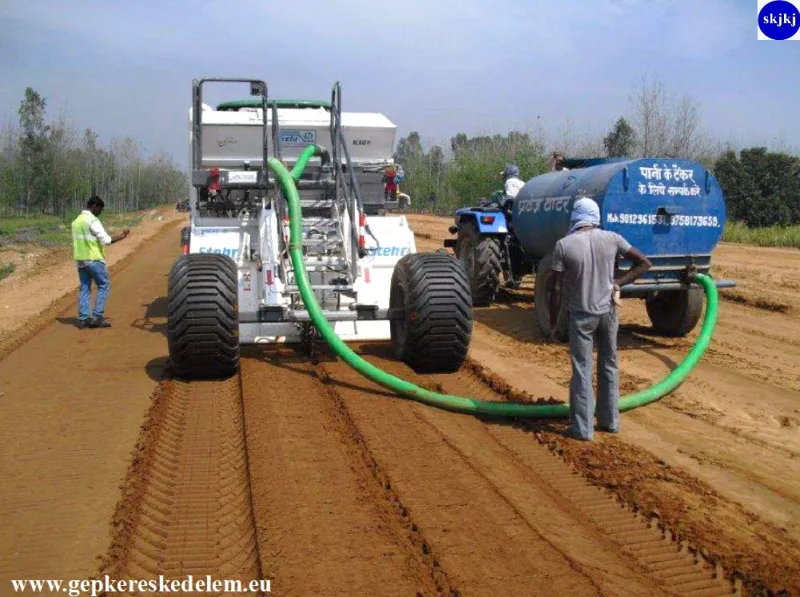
[
  {"xmin": 646, "ymin": 287, "xmax": 704, "ymax": 337},
  {"xmin": 455, "ymin": 222, "xmax": 501, "ymax": 306},
  {"xmin": 167, "ymin": 253, "xmax": 239, "ymax": 379},
  {"xmin": 390, "ymin": 253, "xmax": 472, "ymax": 373},
  {"xmin": 534, "ymin": 254, "xmax": 569, "ymax": 342}
]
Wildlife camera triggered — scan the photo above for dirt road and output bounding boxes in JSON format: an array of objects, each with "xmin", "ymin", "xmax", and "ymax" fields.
[
  {"xmin": 0, "ymin": 218, "xmax": 184, "ymax": 583},
  {"xmin": 410, "ymin": 214, "xmax": 800, "ymax": 594},
  {"xmin": 1, "ymin": 210, "xmax": 797, "ymax": 596}
]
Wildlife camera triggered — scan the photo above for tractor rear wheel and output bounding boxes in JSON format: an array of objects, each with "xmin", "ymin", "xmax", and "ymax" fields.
[
  {"xmin": 167, "ymin": 253, "xmax": 239, "ymax": 379},
  {"xmin": 390, "ymin": 253, "xmax": 472, "ymax": 373},
  {"xmin": 534, "ymin": 254, "xmax": 569, "ymax": 342},
  {"xmin": 455, "ymin": 222, "xmax": 501, "ymax": 306},
  {"xmin": 646, "ymin": 287, "xmax": 704, "ymax": 337}
]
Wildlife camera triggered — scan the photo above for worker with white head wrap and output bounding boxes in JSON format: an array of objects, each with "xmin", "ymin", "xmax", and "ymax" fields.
[{"xmin": 549, "ymin": 197, "xmax": 652, "ymax": 441}]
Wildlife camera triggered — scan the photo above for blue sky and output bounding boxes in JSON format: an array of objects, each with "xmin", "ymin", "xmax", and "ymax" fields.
[{"xmin": 1, "ymin": 0, "xmax": 798, "ymax": 166}]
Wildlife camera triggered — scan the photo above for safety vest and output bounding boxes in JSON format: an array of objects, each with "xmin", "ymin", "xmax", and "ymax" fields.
[{"xmin": 72, "ymin": 212, "xmax": 105, "ymax": 261}]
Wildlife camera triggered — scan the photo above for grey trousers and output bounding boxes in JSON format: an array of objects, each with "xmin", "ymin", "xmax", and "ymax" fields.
[{"xmin": 568, "ymin": 307, "xmax": 620, "ymax": 440}]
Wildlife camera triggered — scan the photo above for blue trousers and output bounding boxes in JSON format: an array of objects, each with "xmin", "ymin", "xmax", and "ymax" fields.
[
  {"xmin": 77, "ymin": 261, "xmax": 110, "ymax": 321},
  {"xmin": 568, "ymin": 307, "xmax": 620, "ymax": 440}
]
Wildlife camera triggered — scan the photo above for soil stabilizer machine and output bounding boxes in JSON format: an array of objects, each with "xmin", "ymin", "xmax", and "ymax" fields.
[{"xmin": 168, "ymin": 78, "xmax": 471, "ymax": 380}]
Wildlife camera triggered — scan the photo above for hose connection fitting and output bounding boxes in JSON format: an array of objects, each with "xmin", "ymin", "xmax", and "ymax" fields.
[{"xmin": 681, "ymin": 263, "xmax": 699, "ymax": 286}]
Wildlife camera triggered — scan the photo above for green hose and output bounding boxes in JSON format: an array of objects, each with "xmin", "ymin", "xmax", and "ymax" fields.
[
  {"xmin": 289, "ymin": 144, "xmax": 325, "ymax": 181},
  {"xmin": 268, "ymin": 156, "xmax": 719, "ymax": 418}
]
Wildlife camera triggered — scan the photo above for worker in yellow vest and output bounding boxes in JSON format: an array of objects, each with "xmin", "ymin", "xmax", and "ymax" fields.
[{"xmin": 71, "ymin": 196, "xmax": 130, "ymax": 329}]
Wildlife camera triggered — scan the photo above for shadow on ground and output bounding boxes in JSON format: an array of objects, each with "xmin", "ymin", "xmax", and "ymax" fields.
[{"xmin": 131, "ymin": 296, "xmax": 168, "ymax": 336}]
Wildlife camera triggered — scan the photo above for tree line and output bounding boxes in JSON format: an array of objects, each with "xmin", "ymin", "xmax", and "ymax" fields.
[
  {"xmin": 0, "ymin": 87, "xmax": 186, "ymax": 217},
  {"xmin": 395, "ymin": 75, "xmax": 800, "ymax": 228}
]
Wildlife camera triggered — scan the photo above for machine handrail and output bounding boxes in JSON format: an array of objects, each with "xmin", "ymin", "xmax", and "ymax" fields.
[
  {"xmin": 191, "ymin": 78, "xmax": 268, "ymax": 176},
  {"xmin": 330, "ymin": 82, "xmax": 363, "ymax": 279}
]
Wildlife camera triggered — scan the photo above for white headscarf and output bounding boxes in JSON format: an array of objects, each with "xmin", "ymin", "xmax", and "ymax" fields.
[{"xmin": 569, "ymin": 197, "xmax": 601, "ymax": 233}]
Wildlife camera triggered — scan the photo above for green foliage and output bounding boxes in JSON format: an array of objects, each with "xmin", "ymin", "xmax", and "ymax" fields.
[
  {"xmin": 715, "ymin": 147, "xmax": 800, "ymax": 228},
  {"xmin": 0, "ymin": 264, "xmax": 15, "ymax": 281},
  {"xmin": 0, "ymin": 212, "xmax": 147, "ymax": 247},
  {"xmin": 722, "ymin": 221, "xmax": 800, "ymax": 248},
  {"xmin": 1, "ymin": 87, "xmax": 187, "ymax": 216},
  {"xmin": 449, "ymin": 132, "xmax": 549, "ymax": 205},
  {"xmin": 603, "ymin": 118, "xmax": 636, "ymax": 158},
  {"xmin": 394, "ymin": 131, "xmax": 549, "ymax": 214}
]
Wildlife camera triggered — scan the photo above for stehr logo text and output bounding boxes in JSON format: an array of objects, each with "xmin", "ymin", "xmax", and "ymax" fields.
[
  {"xmin": 199, "ymin": 247, "xmax": 240, "ymax": 259},
  {"xmin": 367, "ymin": 246, "xmax": 409, "ymax": 257}
]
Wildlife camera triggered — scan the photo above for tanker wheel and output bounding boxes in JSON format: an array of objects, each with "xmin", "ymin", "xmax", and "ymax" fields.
[
  {"xmin": 390, "ymin": 253, "xmax": 473, "ymax": 373},
  {"xmin": 455, "ymin": 222, "xmax": 501, "ymax": 306},
  {"xmin": 534, "ymin": 254, "xmax": 569, "ymax": 342},
  {"xmin": 646, "ymin": 287, "xmax": 704, "ymax": 337},
  {"xmin": 167, "ymin": 253, "xmax": 240, "ymax": 380}
]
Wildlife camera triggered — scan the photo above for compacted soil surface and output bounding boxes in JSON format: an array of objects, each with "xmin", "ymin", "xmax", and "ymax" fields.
[{"xmin": 0, "ymin": 210, "xmax": 797, "ymax": 596}]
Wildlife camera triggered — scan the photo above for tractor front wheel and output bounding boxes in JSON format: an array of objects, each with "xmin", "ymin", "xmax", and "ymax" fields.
[{"xmin": 455, "ymin": 222, "xmax": 502, "ymax": 306}]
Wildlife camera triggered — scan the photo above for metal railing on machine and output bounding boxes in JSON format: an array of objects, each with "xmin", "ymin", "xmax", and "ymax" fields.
[{"xmin": 330, "ymin": 82, "xmax": 373, "ymax": 277}]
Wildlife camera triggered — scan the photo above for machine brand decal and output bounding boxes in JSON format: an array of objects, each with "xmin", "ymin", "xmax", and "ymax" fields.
[
  {"xmin": 516, "ymin": 196, "xmax": 572, "ymax": 214},
  {"xmin": 365, "ymin": 246, "xmax": 410, "ymax": 260},
  {"xmin": 352, "ymin": 139, "xmax": 371, "ymax": 146},
  {"xmin": 280, "ymin": 129, "xmax": 316, "ymax": 146},
  {"xmin": 198, "ymin": 247, "xmax": 241, "ymax": 258},
  {"xmin": 194, "ymin": 227, "xmax": 240, "ymax": 236},
  {"xmin": 606, "ymin": 213, "xmax": 720, "ymax": 228},
  {"xmin": 228, "ymin": 171, "xmax": 258, "ymax": 184},
  {"xmin": 217, "ymin": 136, "xmax": 238, "ymax": 147}
]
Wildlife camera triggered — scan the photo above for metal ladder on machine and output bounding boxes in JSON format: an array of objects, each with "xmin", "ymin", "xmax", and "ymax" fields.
[{"xmin": 272, "ymin": 82, "xmax": 365, "ymax": 342}]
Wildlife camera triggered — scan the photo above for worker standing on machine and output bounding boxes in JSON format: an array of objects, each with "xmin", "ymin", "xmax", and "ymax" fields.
[
  {"xmin": 71, "ymin": 196, "xmax": 130, "ymax": 329},
  {"xmin": 549, "ymin": 197, "xmax": 651, "ymax": 441},
  {"xmin": 383, "ymin": 165, "xmax": 399, "ymax": 203}
]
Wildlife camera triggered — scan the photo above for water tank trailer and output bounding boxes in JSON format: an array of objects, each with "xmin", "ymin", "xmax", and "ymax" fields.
[{"xmin": 445, "ymin": 158, "xmax": 736, "ymax": 338}]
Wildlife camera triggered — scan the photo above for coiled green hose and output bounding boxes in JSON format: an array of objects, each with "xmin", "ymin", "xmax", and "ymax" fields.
[{"xmin": 268, "ymin": 155, "xmax": 719, "ymax": 418}]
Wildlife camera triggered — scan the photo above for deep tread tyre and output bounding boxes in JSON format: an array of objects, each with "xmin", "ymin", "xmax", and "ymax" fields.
[
  {"xmin": 390, "ymin": 253, "xmax": 473, "ymax": 373},
  {"xmin": 455, "ymin": 222, "xmax": 502, "ymax": 306},
  {"xmin": 646, "ymin": 287, "xmax": 704, "ymax": 337},
  {"xmin": 167, "ymin": 253, "xmax": 239, "ymax": 379},
  {"xmin": 534, "ymin": 254, "xmax": 569, "ymax": 342}
]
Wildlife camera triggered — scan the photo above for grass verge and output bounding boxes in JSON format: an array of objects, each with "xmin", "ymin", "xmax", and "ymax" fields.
[
  {"xmin": 722, "ymin": 221, "xmax": 800, "ymax": 249},
  {"xmin": 0, "ymin": 212, "xmax": 149, "ymax": 248}
]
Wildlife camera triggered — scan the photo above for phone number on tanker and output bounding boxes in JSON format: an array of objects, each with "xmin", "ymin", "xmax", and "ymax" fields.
[{"xmin": 606, "ymin": 213, "xmax": 720, "ymax": 227}]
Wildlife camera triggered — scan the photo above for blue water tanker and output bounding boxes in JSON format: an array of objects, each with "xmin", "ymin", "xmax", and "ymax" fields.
[{"xmin": 444, "ymin": 157, "xmax": 735, "ymax": 339}]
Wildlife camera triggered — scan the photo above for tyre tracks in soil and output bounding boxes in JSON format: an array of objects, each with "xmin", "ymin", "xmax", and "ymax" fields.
[
  {"xmin": 241, "ymin": 348, "xmax": 451, "ymax": 597},
  {"xmin": 102, "ymin": 345, "xmax": 744, "ymax": 596},
  {"xmin": 100, "ymin": 377, "xmax": 261, "ymax": 596},
  {"xmin": 240, "ymin": 342, "xmax": 738, "ymax": 597},
  {"xmin": 462, "ymin": 290, "xmax": 800, "ymax": 595}
]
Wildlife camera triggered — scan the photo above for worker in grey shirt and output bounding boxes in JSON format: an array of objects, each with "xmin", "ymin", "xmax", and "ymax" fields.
[{"xmin": 550, "ymin": 197, "xmax": 651, "ymax": 441}]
